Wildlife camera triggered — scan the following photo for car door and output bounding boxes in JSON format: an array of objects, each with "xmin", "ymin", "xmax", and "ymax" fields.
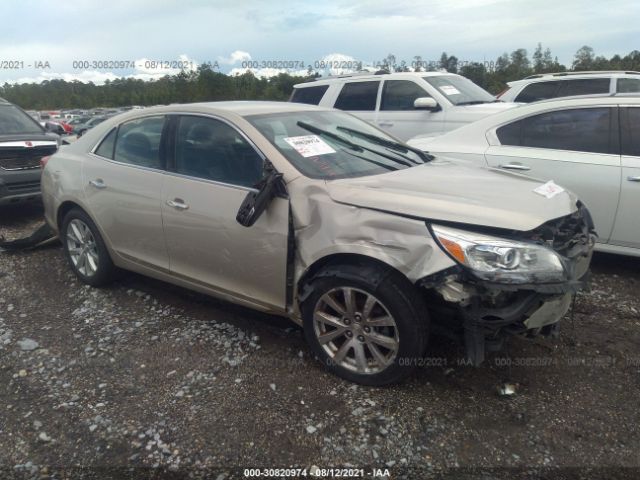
[
  {"xmin": 376, "ymin": 79, "xmax": 444, "ymax": 141},
  {"xmin": 82, "ymin": 115, "xmax": 170, "ymax": 270},
  {"xmin": 484, "ymin": 107, "xmax": 622, "ymax": 242},
  {"xmin": 161, "ymin": 114, "xmax": 289, "ymax": 311},
  {"xmin": 333, "ymin": 80, "xmax": 380, "ymax": 127},
  {"xmin": 609, "ymin": 106, "xmax": 640, "ymax": 249}
]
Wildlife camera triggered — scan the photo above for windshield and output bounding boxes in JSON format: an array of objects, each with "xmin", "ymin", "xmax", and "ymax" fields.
[
  {"xmin": 423, "ymin": 75, "xmax": 496, "ymax": 106},
  {"xmin": 0, "ymin": 105, "xmax": 45, "ymax": 135},
  {"xmin": 247, "ymin": 111, "xmax": 426, "ymax": 180}
]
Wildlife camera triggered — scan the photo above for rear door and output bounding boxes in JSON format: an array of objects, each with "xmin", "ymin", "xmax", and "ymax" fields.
[
  {"xmin": 161, "ymin": 114, "xmax": 289, "ymax": 311},
  {"xmin": 376, "ymin": 79, "xmax": 444, "ymax": 140},
  {"xmin": 609, "ymin": 106, "xmax": 640, "ymax": 249},
  {"xmin": 485, "ymin": 107, "xmax": 621, "ymax": 242},
  {"xmin": 82, "ymin": 115, "xmax": 170, "ymax": 269}
]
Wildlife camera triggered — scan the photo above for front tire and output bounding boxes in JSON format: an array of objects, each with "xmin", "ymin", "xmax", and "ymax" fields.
[
  {"xmin": 61, "ymin": 208, "xmax": 116, "ymax": 287},
  {"xmin": 301, "ymin": 262, "xmax": 429, "ymax": 386}
]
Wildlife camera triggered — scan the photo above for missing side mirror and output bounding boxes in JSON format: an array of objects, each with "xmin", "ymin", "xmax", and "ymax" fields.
[{"xmin": 236, "ymin": 164, "xmax": 287, "ymax": 227}]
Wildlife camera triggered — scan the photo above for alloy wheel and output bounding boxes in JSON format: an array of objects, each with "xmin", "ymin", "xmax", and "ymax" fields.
[
  {"xmin": 313, "ymin": 287, "xmax": 400, "ymax": 374},
  {"xmin": 66, "ymin": 219, "xmax": 99, "ymax": 277}
]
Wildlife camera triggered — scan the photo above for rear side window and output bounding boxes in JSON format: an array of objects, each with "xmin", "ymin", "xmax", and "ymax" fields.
[
  {"xmin": 334, "ymin": 81, "xmax": 380, "ymax": 111},
  {"xmin": 515, "ymin": 81, "xmax": 562, "ymax": 102},
  {"xmin": 174, "ymin": 116, "xmax": 263, "ymax": 188},
  {"xmin": 94, "ymin": 128, "xmax": 117, "ymax": 159},
  {"xmin": 380, "ymin": 80, "xmax": 430, "ymax": 110},
  {"xmin": 621, "ymin": 107, "xmax": 640, "ymax": 156},
  {"xmin": 561, "ymin": 78, "xmax": 610, "ymax": 96},
  {"xmin": 114, "ymin": 116, "xmax": 165, "ymax": 169},
  {"xmin": 617, "ymin": 78, "xmax": 640, "ymax": 94},
  {"xmin": 0, "ymin": 105, "xmax": 45, "ymax": 134},
  {"xmin": 497, "ymin": 108, "xmax": 612, "ymax": 154},
  {"xmin": 290, "ymin": 85, "xmax": 329, "ymax": 105}
]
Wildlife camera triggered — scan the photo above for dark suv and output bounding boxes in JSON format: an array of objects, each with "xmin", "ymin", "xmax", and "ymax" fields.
[{"xmin": 0, "ymin": 98, "xmax": 58, "ymax": 205}]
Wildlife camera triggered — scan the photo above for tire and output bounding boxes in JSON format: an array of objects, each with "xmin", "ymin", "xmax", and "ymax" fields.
[
  {"xmin": 61, "ymin": 208, "xmax": 116, "ymax": 287},
  {"xmin": 301, "ymin": 262, "xmax": 429, "ymax": 386}
]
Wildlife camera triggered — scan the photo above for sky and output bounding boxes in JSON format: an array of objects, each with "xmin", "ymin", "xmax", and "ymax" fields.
[{"xmin": 0, "ymin": 0, "xmax": 637, "ymax": 84}]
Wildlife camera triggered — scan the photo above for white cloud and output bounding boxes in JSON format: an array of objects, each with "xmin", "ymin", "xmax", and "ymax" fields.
[{"xmin": 218, "ymin": 50, "xmax": 252, "ymax": 65}]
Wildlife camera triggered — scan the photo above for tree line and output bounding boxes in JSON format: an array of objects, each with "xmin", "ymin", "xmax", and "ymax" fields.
[{"xmin": 1, "ymin": 45, "xmax": 639, "ymax": 110}]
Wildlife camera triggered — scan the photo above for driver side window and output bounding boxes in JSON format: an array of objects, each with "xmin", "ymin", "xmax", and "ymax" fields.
[{"xmin": 174, "ymin": 116, "xmax": 264, "ymax": 188}]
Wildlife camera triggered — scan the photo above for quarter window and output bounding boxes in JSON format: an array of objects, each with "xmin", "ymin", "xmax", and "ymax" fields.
[
  {"xmin": 380, "ymin": 80, "xmax": 430, "ymax": 111},
  {"xmin": 174, "ymin": 116, "xmax": 263, "ymax": 188},
  {"xmin": 334, "ymin": 81, "xmax": 380, "ymax": 111},
  {"xmin": 290, "ymin": 85, "xmax": 329, "ymax": 105},
  {"xmin": 114, "ymin": 116, "xmax": 165, "ymax": 169},
  {"xmin": 94, "ymin": 128, "xmax": 117, "ymax": 159},
  {"xmin": 497, "ymin": 108, "xmax": 612, "ymax": 154},
  {"xmin": 515, "ymin": 81, "xmax": 562, "ymax": 103}
]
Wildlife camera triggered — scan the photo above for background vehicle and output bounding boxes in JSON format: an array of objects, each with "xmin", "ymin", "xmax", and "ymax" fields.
[
  {"xmin": 408, "ymin": 96, "xmax": 640, "ymax": 256},
  {"xmin": 0, "ymin": 98, "xmax": 58, "ymax": 205},
  {"xmin": 498, "ymin": 71, "xmax": 640, "ymax": 102},
  {"xmin": 42, "ymin": 101, "xmax": 594, "ymax": 385},
  {"xmin": 74, "ymin": 116, "xmax": 108, "ymax": 137},
  {"xmin": 291, "ymin": 72, "xmax": 518, "ymax": 140}
]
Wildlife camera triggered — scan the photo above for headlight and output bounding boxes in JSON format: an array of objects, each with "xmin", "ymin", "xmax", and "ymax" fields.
[{"xmin": 431, "ymin": 224, "xmax": 566, "ymax": 284}]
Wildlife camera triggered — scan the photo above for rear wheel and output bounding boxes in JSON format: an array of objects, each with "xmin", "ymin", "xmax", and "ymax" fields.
[
  {"xmin": 61, "ymin": 208, "xmax": 116, "ymax": 286},
  {"xmin": 301, "ymin": 262, "xmax": 429, "ymax": 386}
]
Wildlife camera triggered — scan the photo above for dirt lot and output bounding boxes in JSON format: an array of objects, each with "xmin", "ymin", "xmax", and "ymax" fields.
[{"xmin": 1, "ymin": 203, "xmax": 639, "ymax": 480}]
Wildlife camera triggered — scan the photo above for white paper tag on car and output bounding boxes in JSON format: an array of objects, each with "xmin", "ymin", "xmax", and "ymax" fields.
[
  {"xmin": 533, "ymin": 180, "xmax": 564, "ymax": 199},
  {"xmin": 284, "ymin": 135, "xmax": 336, "ymax": 157},
  {"xmin": 440, "ymin": 85, "xmax": 461, "ymax": 96}
]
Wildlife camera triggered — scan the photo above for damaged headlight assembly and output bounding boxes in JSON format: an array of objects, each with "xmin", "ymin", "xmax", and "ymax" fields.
[{"xmin": 430, "ymin": 224, "xmax": 566, "ymax": 284}]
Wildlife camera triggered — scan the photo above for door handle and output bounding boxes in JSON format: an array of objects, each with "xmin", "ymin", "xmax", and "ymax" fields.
[
  {"xmin": 166, "ymin": 198, "xmax": 189, "ymax": 210},
  {"xmin": 499, "ymin": 163, "xmax": 531, "ymax": 171},
  {"xmin": 628, "ymin": 176, "xmax": 640, "ymax": 182},
  {"xmin": 378, "ymin": 122, "xmax": 394, "ymax": 127},
  {"xmin": 89, "ymin": 179, "xmax": 106, "ymax": 189}
]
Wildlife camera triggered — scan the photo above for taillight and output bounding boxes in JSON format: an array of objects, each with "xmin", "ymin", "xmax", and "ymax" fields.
[{"xmin": 40, "ymin": 155, "xmax": 51, "ymax": 169}]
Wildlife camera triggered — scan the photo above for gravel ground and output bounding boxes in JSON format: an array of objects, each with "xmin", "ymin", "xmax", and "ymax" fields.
[{"xmin": 1, "ymin": 203, "xmax": 639, "ymax": 480}]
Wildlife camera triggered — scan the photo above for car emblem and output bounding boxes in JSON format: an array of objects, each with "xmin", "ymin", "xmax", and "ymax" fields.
[{"xmin": 24, "ymin": 141, "xmax": 33, "ymax": 147}]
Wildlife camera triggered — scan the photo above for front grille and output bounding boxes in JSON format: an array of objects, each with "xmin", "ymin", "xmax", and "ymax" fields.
[
  {"xmin": 5, "ymin": 180, "xmax": 41, "ymax": 192},
  {"xmin": 0, "ymin": 145, "xmax": 57, "ymax": 170}
]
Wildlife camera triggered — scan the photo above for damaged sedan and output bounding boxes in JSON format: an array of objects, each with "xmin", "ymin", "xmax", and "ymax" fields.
[{"xmin": 40, "ymin": 101, "xmax": 596, "ymax": 385}]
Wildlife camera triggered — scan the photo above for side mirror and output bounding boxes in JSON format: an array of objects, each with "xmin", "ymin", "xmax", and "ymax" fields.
[
  {"xmin": 414, "ymin": 97, "xmax": 439, "ymax": 110},
  {"xmin": 236, "ymin": 164, "xmax": 287, "ymax": 227}
]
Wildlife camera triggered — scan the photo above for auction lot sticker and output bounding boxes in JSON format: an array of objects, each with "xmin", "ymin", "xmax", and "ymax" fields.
[
  {"xmin": 284, "ymin": 135, "xmax": 336, "ymax": 157},
  {"xmin": 533, "ymin": 180, "xmax": 565, "ymax": 199}
]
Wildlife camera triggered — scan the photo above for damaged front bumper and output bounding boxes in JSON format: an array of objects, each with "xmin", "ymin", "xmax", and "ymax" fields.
[{"xmin": 419, "ymin": 205, "xmax": 595, "ymax": 365}]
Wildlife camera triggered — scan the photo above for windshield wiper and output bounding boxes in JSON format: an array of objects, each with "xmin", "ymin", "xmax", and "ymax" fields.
[
  {"xmin": 336, "ymin": 126, "xmax": 431, "ymax": 164},
  {"xmin": 296, "ymin": 121, "xmax": 363, "ymax": 152},
  {"xmin": 297, "ymin": 121, "xmax": 413, "ymax": 168}
]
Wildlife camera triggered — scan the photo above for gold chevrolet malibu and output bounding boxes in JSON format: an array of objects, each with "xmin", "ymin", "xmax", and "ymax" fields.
[{"xmin": 41, "ymin": 101, "xmax": 596, "ymax": 385}]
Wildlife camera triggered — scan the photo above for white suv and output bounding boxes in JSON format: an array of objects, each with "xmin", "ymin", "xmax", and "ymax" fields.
[
  {"xmin": 498, "ymin": 71, "xmax": 640, "ymax": 103},
  {"xmin": 291, "ymin": 72, "xmax": 518, "ymax": 141}
]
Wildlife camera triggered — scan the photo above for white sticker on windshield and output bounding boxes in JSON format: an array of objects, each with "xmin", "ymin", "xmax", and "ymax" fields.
[
  {"xmin": 440, "ymin": 85, "xmax": 461, "ymax": 96},
  {"xmin": 284, "ymin": 135, "xmax": 336, "ymax": 157},
  {"xmin": 533, "ymin": 180, "xmax": 565, "ymax": 199}
]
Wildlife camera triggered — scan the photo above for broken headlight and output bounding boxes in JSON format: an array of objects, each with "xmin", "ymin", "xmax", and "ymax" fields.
[{"xmin": 431, "ymin": 224, "xmax": 566, "ymax": 284}]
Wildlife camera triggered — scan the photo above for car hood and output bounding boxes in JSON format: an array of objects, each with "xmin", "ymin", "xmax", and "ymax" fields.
[{"xmin": 326, "ymin": 158, "xmax": 578, "ymax": 232}]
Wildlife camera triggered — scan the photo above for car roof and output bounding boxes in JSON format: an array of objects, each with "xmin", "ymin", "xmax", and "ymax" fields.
[
  {"xmin": 507, "ymin": 70, "xmax": 640, "ymax": 87},
  {"xmin": 294, "ymin": 71, "xmax": 457, "ymax": 88}
]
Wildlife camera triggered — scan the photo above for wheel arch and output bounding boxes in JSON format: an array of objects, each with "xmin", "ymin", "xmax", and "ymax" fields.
[{"xmin": 296, "ymin": 253, "xmax": 410, "ymax": 306}]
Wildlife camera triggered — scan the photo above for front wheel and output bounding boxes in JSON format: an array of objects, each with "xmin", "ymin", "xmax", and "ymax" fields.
[{"xmin": 301, "ymin": 263, "xmax": 429, "ymax": 386}]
